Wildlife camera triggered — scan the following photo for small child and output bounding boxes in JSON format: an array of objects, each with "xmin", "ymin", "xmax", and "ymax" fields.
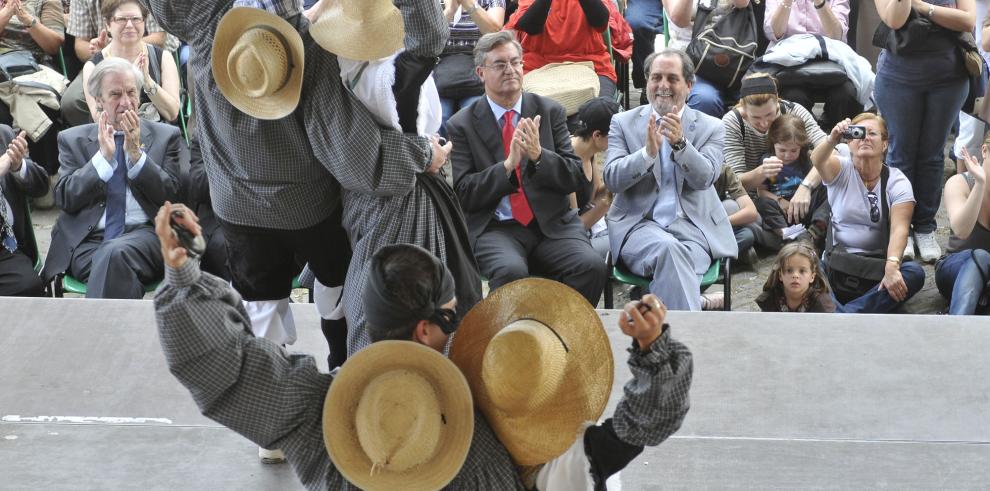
[
  {"xmin": 756, "ymin": 242, "xmax": 835, "ymax": 312},
  {"xmin": 755, "ymin": 114, "xmax": 828, "ymax": 245}
]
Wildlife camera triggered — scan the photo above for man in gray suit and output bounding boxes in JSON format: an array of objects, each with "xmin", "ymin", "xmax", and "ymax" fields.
[
  {"xmin": 604, "ymin": 49, "xmax": 737, "ymax": 311},
  {"xmin": 42, "ymin": 58, "xmax": 183, "ymax": 299}
]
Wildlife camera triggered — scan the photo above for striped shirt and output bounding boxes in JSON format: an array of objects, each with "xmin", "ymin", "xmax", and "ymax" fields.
[
  {"xmin": 721, "ymin": 100, "xmax": 826, "ymax": 178},
  {"xmin": 444, "ymin": 0, "xmax": 505, "ymax": 48}
]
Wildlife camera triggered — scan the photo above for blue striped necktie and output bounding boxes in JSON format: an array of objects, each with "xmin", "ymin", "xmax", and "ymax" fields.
[{"xmin": 104, "ymin": 132, "xmax": 127, "ymax": 241}]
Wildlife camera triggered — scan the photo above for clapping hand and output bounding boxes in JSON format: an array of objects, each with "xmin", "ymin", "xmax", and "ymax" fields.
[
  {"xmin": 960, "ymin": 147, "xmax": 987, "ymax": 187},
  {"xmin": 516, "ymin": 115, "xmax": 542, "ymax": 162},
  {"xmin": 89, "ymin": 30, "xmax": 109, "ymax": 57},
  {"xmin": 0, "ymin": 130, "xmax": 28, "ymax": 177}
]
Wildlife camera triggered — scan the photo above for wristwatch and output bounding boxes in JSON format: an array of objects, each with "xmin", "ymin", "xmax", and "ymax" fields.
[
  {"xmin": 145, "ymin": 82, "xmax": 159, "ymax": 97},
  {"xmin": 814, "ymin": 0, "xmax": 826, "ymax": 9},
  {"xmin": 886, "ymin": 256, "xmax": 901, "ymax": 265},
  {"xmin": 800, "ymin": 180, "xmax": 813, "ymax": 190},
  {"xmin": 465, "ymin": 2, "xmax": 479, "ymax": 14},
  {"xmin": 670, "ymin": 137, "xmax": 687, "ymax": 152},
  {"xmin": 27, "ymin": 17, "xmax": 38, "ymax": 28},
  {"xmin": 928, "ymin": 4, "xmax": 935, "ymax": 18}
]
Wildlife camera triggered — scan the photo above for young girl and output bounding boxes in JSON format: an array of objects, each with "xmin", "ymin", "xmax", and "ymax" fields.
[
  {"xmin": 756, "ymin": 242, "xmax": 836, "ymax": 312},
  {"xmin": 755, "ymin": 114, "xmax": 830, "ymax": 249}
]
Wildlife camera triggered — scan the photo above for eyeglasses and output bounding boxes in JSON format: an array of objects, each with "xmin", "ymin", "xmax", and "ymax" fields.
[
  {"xmin": 866, "ymin": 191, "xmax": 880, "ymax": 223},
  {"xmin": 483, "ymin": 59, "xmax": 523, "ymax": 72},
  {"xmin": 111, "ymin": 16, "xmax": 145, "ymax": 26}
]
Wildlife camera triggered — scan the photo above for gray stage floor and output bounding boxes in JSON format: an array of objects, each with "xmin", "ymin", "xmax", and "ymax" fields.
[{"xmin": 2, "ymin": 297, "xmax": 988, "ymax": 490}]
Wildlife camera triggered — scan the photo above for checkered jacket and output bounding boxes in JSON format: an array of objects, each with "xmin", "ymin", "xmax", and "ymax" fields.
[
  {"xmin": 141, "ymin": 0, "xmax": 446, "ymax": 229},
  {"xmin": 155, "ymin": 260, "xmax": 693, "ymax": 490}
]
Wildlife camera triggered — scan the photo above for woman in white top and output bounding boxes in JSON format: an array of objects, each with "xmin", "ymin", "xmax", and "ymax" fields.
[{"xmin": 810, "ymin": 112, "xmax": 925, "ymax": 313}]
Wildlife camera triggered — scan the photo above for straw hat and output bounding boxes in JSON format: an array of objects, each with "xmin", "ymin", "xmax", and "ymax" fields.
[
  {"xmin": 211, "ymin": 7, "xmax": 304, "ymax": 120},
  {"xmin": 449, "ymin": 278, "xmax": 614, "ymax": 466},
  {"xmin": 310, "ymin": 0, "xmax": 405, "ymax": 61},
  {"xmin": 523, "ymin": 61, "xmax": 600, "ymax": 116},
  {"xmin": 323, "ymin": 341, "xmax": 474, "ymax": 490}
]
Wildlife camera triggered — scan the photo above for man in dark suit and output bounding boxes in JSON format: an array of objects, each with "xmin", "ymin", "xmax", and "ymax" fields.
[
  {"xmin": 42, "ymin": 58, "xmax": 184, "ymax": 299},
  {"xmin": 184, "ymin": 136, "xmax": 228, "ymax": 281},
  {"xmin": 0, "ymin": 127, "xmax": 47, "ymax": 296},
  {"xmin": 448, "ymin": 31, "xmax": 607, "ymax": 305}
]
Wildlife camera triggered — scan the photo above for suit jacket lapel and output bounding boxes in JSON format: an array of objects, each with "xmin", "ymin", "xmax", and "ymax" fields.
[
  {"xmin": 140, "ymin": 120, "xmax": 155, "ymax": 160},
  {"xmin": 472, "ymin": 99, "xmax": 505, "ymax": 163}
]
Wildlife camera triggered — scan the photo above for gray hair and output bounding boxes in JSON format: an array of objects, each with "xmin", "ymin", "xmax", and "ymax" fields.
[
  {"xmin": 473, "ymin": 30, "xmax": 523, "ymax": 68},
  {"xmin": 643, "ymin": 48, "xmax": 695, "ymax": 85},
  {"xmin": 88, "ymin": 57, "xmax": 144, "ymax": 101}
]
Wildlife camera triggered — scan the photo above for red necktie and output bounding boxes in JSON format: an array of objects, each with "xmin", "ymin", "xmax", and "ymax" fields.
[{"xmin": 502, "ymin": 109, "xmax": 534, "ymax": 226}]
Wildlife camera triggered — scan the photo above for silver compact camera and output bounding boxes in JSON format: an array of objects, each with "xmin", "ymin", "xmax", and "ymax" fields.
[{"xmin": 841, "ymin": 125, "xmax": 866, "ymax": 140}]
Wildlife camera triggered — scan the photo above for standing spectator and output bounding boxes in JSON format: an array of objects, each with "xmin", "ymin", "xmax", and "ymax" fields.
[
  {"xmin": 449, "ymin": 31, "xmax": 607, "ymax": 306},
  {"xmin": 764, "ymin": 0, "xmax": 860, "ymax": 130},
  {"xmin": 625, "ymin": 0, "xmax": 664, "ymax": 95},
  {"xmin": 505, "ymin": 0, "xmax": 618, "ymax": 100},
  {"xmin": 663, "ymin": 0, "xmax": 751, "ymax": 117},
  {"xmin": 604, "ymin": 48, "xmax": 736, "ymax": 311},
  {"xmin": 723, "ymin": 73, "xmax": 828, "ymax": 250},
  {"xmin": 874, "ymin": 0, "xmax": 975, "ymax": 263},
  {"xmin": 437, "ymin": 0, "xmax": 505, "ymax": 136},
  {"xmin": 72, "ymin": 0, "xmax": 181, "ymax": 125},
  {"xmin": 936, "ymin": 144, "xmax": 990, "ymax": 315},
  {"xmin": 953, "ymin": 3, "xmax": 990, "ymax": 175},
  {"xmin": 811, "ymin": 113, "xmax": 925, "ymax": 313},
  {"xmin": 0, "ymin": 126, "xmax": 46, "ymax": 297},
  {"xmin": 41, "ymin": 58, "xmax": 184, "ymax": 299}
]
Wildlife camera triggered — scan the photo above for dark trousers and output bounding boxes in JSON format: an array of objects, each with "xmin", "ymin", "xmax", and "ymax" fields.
[
  {"xmin": 474, "ymin": 220, "xmax": 607, "ymax": 306},
  {"xmin": 69, "ymin": 225, "xmax": 164, "ymax": 299},
  {"xmin": 780, "ymin": 80, "xmax": 864, "ymax": 133},
  {"xmin": 220, "ymin": 208, "xmax": 351, "ymax": 301},
  {"xmin": 624, "ymin": 0, "xmax": 665, "ymax": 89},
  {"xmin": 755, "ymin": 186, "xmax": 830, "ymax": 232},
  {"xmin": 200, "ymin": 224, "xmax": 230, "ymax": 281},
  {"xmin": 0, "ymin": 248, "xmax": 44, "ymax": 296}
]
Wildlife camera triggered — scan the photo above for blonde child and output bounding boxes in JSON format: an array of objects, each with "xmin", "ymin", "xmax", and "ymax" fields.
[{"xmin": 756, "ymin": 242, "xmax": 835, "ymax": 312}]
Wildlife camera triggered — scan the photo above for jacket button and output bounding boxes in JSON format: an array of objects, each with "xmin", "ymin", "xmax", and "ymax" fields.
[
  {"xmin": 100, "ymin": 202, "xmax": 105, "ymax": 208},
  {"xmin": 88, "ymin": 225, "xmax": 94, "ymax": 231}
]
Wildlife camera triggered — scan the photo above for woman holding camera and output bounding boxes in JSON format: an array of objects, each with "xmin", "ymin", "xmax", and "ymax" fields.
[
  {"xmin": 811, "ymin": 113, "xmax": 925, "ymax": 313},
  {"xmin": 874, "ymin": 0, "xmax": 975, "ymax": 263},
  {"xmin": 936, "ymin": 138, "xmax": 990, "ymax": 315}
]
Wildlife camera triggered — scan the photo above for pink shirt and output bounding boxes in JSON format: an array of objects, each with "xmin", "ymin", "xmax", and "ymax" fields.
[{"xmin": 764, "ymin": 0, "xmax": 850, "ymax": 48}]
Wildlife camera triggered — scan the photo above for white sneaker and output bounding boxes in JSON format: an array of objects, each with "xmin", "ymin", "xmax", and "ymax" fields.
[
  {"xmin": 914, "ymin": 231, "xmax": 941, "ymax": 263},
  {"xmin": 902, "ymin": 235, "xmax": 915, "ymax": 260},
  {"xmin": 259, "ymin": 447, "xmax": 286, "ymax": 464}
]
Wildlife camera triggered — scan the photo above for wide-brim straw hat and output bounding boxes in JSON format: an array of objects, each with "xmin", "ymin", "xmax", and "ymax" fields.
[
  {"xmin": 323, "ymin": 341, "xmax": 474, "ymax": 490},
  {"xmin": 310, "ymin": 0, "xmax": 404, "ymax": 61},
  {"xmin": 523, "ymin": 61, "xmax": 601, "ymax": 116},
  {"xmin": 211, "ymin": 7, "xmax": 304, "ymax": 120},
  {"xmin": 449, "ymin": 278, "xmax": 614, "ymax": 466}
]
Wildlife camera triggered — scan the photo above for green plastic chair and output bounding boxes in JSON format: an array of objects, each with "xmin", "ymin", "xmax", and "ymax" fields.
[
  {"xmin": 602, "ymin": 252, "xmax": 732, "ymax": 310},
  {"xmin": 57, "ymin": 46, "xmax": 68, "ymax": 78},
  {"xmin": 54, "ymin": 273, "xmax": 161, "ymax": 297}
]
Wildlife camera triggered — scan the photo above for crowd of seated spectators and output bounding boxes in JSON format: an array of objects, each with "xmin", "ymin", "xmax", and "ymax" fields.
[{"xmin": 1, "ymin": 0, "xmax": 989, "ymax": 320}]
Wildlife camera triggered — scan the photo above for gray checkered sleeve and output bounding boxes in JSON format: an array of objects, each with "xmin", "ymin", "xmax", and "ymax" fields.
[
  {"xmin": 611, "ymin": 327, "xmax": 693, "ymax": 447},
  {"xmin": 155, "ymin": 260, "xmax": 333, "ymax": 453}
]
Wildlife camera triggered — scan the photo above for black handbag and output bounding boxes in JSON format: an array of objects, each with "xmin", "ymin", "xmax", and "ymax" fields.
[
  {"xmin": 434, "ymin": 46, "xmax": 484, "ymax": 100},
  {"xmin": 824, "ymin": 166, "xmax": 893, "ymax": 304},
  {"xmin": 685, "ymin": 0, "xmax": 759, "ymax": 91},
  {"xmin": 872, "ymin": 8, "xmax": 953, "ymax": 56},
  {"xmin": 0, "ymin": 50, "xmax": 40, "ymax": 82}
]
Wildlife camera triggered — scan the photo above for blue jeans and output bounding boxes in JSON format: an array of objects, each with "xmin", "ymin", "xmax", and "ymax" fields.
[
  {"xmin": 874, "ymin": 71, "xmax": 968, "ymax": 234},
  {"xmin": 625, "ymin": 0, "xmax": 664, "ymax": 88},
  {"xmin": 935, "ymin": 249, "xmax": 990, "ymax": 315},
  {"xmin": 828, "ymin": 260, "xmax": 926, "ymax": 314},
  {"xmin": 688, "ymin": 75, "xmax": 735, "ymax": 119},
  {"xmin": 439, "ymin": 95, "xmax": 483, "ymax": 138}
]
